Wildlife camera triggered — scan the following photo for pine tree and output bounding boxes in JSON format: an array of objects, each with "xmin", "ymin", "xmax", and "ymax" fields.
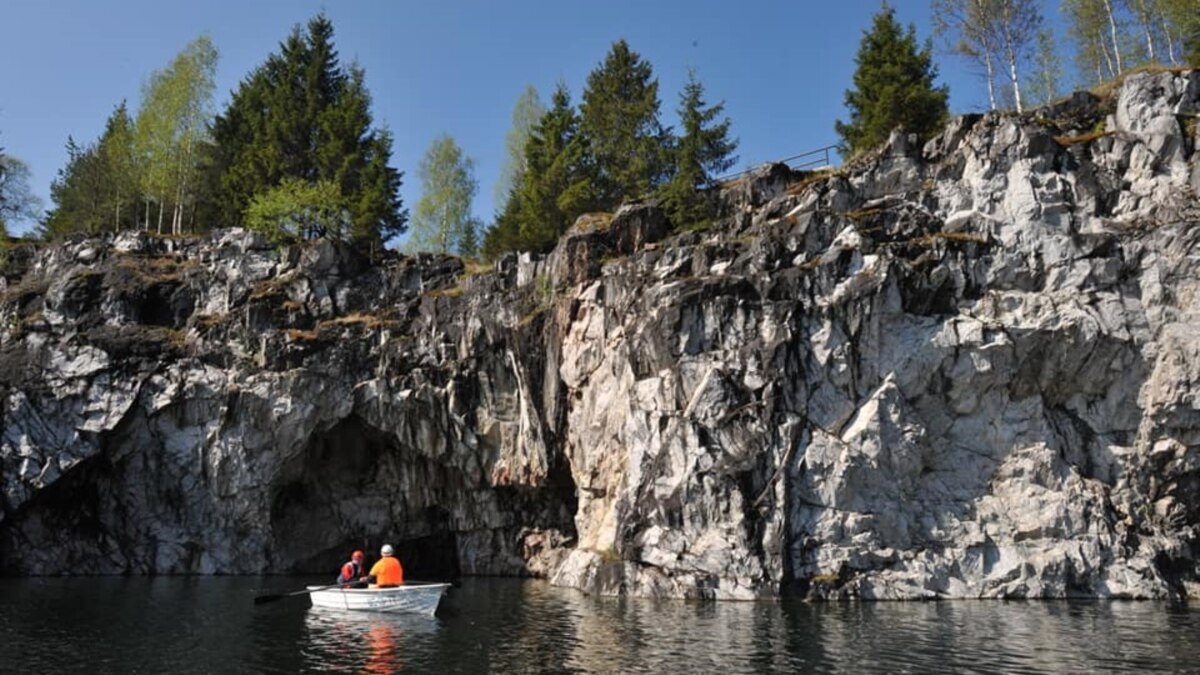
[
  {"xmin": 208, "ymin": 14, "xmax": 405, "ymax": 249},
  {"xmin": 580, "ymin": 39, "xmax": 670, "ymax": 208},
  {"xmin": 408, "ymin": 134, "xmax": 479, "ymax": 256},
  {"xmin": 837, "ymin": 6, "xmax": 949, "ymax": 155},
  {"xmin": 659, "ymin": 69, "xmax": 737, "ymax": 230}
]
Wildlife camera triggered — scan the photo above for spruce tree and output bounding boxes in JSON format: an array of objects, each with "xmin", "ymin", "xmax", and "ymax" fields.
[
  {"xmin": 580, "ymin": 39, "xmax": 670, "ymax": 208},
  {"xmin": 836, "ymin": 5, "xmax": 949, "ymax": 155},
  {"xmin": 44, "ymin": 138, "xmax": 106, "ymax": 236},
  {"xmin": 516, "ymin": 83, "xmax": 597, "ymax": 252},
  {"xmin": 659, "ymin": 69, "xmax": 737, "ymax": 230},
  {"xmin": 208, "ymin": 14, "xmax": 405, "ymax": 249},
  {"xmin": 44, "ymin": 102, "xmax": 140, "ymax": 238},
  {"xmin": 482, "ymin": 83, "xmax": 598, "ymax": 257}
]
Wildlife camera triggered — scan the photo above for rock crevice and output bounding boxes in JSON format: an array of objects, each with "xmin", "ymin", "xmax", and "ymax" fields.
[{"xmin": 2, "ymin": 71, "xmax": 1199, "ymax": 600}]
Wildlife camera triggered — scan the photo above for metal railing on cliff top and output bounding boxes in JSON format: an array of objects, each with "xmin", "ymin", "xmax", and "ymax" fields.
[{"xmin": 717, "ymin": 144, "xmax": 839, "ymax": 183}]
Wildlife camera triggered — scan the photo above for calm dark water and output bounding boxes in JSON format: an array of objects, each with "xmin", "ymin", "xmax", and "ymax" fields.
[{"xmin": 2, "ymin": 576, "xmax": 1199, "ymax": 673}]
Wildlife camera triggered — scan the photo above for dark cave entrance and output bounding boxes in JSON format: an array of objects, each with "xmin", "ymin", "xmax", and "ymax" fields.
[{"xmin": 268, "ymin": 416, "xmax": 467, "ymax": 580}]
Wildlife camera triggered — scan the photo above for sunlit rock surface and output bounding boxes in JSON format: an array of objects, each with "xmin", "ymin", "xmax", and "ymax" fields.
[{"xmin": 2, "ymin": 71, "xmax": 1199, "ymax": 600}]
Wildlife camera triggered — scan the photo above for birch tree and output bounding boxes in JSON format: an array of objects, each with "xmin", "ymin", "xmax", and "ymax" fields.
[
  {"xmin": 409, "ymin": 134, "xmax": 479, "ymax": 256},
  {"xmin": 495, "ymin": 85, "xmax": 545, "ymax": 206},
  {"xmin": 933, "ymin": 0, "xmax": 1001, "ymax": 110},
  {"xmin": 134, "ymin": 35, "xmax": 218, "ymax": 234},
  {"xmin": 933, "ymin": 0, "xmax": 1042, "ymax": 112},
  {"xmin": 1064, "ymin": 0, "xmax": 1129, "ymax": 81},
  {"xmin": 1026, "ymin": 29, "xmax": 1064, "ymax": 108},
  {"xmin": 1159, "ymin": 0, "xmax": 1200, "ymax": 65},
  {"xmin": 0, "ymin": 148, "xmax": 41, "ymax": 234}
]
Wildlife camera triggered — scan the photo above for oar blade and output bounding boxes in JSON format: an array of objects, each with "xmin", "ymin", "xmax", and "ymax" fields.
[{"xmin": 253, "ymin": 593, "xmax": 286, "ymax": 605}]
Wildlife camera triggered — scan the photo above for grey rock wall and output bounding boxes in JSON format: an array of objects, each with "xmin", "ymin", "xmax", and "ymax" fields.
[{"xmin": 2, "ymin": 71, "xmax": 1198, "ymax": 601}]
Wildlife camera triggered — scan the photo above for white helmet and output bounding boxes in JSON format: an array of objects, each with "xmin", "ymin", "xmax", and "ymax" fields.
[{"xmin": 381, "ymin": 544, "xmax": 394, "ymax": 556}]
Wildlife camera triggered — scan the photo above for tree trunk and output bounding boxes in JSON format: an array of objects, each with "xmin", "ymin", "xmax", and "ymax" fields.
[
  {"xmin": 984, "ymin": 51, "xmax": 997, "ymax": 111},
  {"xmin": 1163, "ymin": 18, "xmax": 1179, "ymax": 65},
  {"xmin": 1134, "ymin": 0, "xmax": 1155, "ymax": 62},
  {"xmin": 1099, "ymin": 30, "xmax": 1117, "ymax": 79},
  {"xmin": 1004, "ymin": 37, "xmax": 1023, "ymax": 113},
  {"xmin": 1102, "ymin": 0, "xmax": 1124, "ymax": 73},
  {"xmin": 157, "ymin": 199, "xmax": 164, "ymax": 235}
]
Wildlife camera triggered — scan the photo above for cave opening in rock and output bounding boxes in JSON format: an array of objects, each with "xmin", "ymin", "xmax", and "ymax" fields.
[{"xmin": 268, "ymin": 415, "xmax": 473, "ymax": 579}]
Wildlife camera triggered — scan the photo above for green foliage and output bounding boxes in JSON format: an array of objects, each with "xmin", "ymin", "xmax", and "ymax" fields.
[
  {"xmin": 0, "ymin": 141, "xmax": 42, "ymax": 233},
  {"xmin": 243, "ymin": 178, "xmax": 348, "ymax": 243},
  {"xmin": 658, "ymin": 69, "xmax": 737, "ymax": 230},
  {"xmin": 495, "ymin": 85, "xmax": 545, "ymax": 206},
  {"xmin": 408, "ymin": 133, "xmax": 480, "ymax": 256},
  {"xmin": 836, "ymin": 6, "xmax": 949, "ymax": 155},
  {"xmin": 44, "ymin": 103, "xmax": 140, "ymax": 238},
  {"xmin": 208, "ymin": 14, "xmax": 405, "ymax": 250},
  {"xmin": 480, "ymin": 196, "xmax": 524, "ymax": 261},
  {"xmin": 1062, "ymin": 0, "xmax": 1124, "ymax": 84},
  {"xmin": 134, "ymin": 35, "xmax": 218, "ymax": 235},
  {"xmin": 933, "ymin": 0, "xmax": 1042, "ymax": 113},
  {"xmin": 580, "ymin": 39, "xmax": 670, "ymax": 207},
  {"xmin": 483, "ymin": 83, "xmax": 598, "ymax": 258},
  {"xmin": 1026, "ymin": 28, "xmax": 1063, "ymax": 108},
  {"xmin": 1165, "ymin": 0, "xmax": 1200, "ymax": 66}
]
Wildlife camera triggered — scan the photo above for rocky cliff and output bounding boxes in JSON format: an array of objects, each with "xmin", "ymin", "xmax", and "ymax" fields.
[{"xmin": 2, "ymin": 70, "xmax": 1199, "ymax": 600}]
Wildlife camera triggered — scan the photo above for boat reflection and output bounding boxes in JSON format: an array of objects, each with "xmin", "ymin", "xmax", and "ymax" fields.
[{"xmin": 300, "ymin": 606, "xmax": 439, "ymax": 672}]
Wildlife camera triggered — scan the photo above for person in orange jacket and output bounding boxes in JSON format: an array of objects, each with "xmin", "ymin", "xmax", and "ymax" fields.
[{"xmin": 368, "ymin": 544, "xmax": 404, "ymax": 588}]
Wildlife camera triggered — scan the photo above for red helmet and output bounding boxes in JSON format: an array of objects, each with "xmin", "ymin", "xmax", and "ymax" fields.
[{"xmin": 352, "ymin": 550, "xmax": 364, "ymax": 561}]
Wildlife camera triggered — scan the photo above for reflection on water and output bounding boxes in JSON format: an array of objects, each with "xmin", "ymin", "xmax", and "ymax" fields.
[
  {"xmin": 299, "ymin": 607, "xmax": 439, "ymax": 672},
  {"xmin": 2, "ymin": 576, "xmax": 1199, "ymax": 673}
]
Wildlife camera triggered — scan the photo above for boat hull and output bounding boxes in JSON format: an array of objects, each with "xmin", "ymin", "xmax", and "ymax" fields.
[{"xmin": 307, "ymin": 583, "xmax": 449, "ymax": 616}]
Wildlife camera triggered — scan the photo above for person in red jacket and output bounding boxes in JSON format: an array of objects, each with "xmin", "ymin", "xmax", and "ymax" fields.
[
  {"xmin": 337, "ymin": 550, "xmax": 367, "ymax": 588},
  {"xmin": 368, "ymin": 544, "xmax": 404, "ymax": 588}
]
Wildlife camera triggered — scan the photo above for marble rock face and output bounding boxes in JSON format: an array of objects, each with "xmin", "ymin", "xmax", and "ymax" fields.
[{"xmin": 2, "ymin": 71, "xmax": 1199, "ymax": 600}]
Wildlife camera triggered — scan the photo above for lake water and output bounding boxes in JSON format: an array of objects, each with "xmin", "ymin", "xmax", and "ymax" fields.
[{"xmin": 2, "ymin": 576, "xmax": 1199, "ymax": 673}]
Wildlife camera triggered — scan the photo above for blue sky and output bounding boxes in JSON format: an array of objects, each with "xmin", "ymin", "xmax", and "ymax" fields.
[{"xmin": 0, "ymin": 1, "xmax": 1062, "ymax": 240}]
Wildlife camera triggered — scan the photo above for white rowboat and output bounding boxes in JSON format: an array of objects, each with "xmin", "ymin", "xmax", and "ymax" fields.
[{"xmin": 307, "ymin": 583, "xmax": 450, "ymax": 616}]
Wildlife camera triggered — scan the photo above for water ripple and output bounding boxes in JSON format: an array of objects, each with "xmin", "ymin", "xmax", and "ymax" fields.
[{"xmin": 2, "ymin": 577, "xmax": 1198, "ymax": 673}]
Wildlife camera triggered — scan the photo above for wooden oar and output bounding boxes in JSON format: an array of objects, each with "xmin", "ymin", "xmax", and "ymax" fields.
[{"xmin": 254, "ymin": 581, "xmax": 353, "ymax": 605}]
